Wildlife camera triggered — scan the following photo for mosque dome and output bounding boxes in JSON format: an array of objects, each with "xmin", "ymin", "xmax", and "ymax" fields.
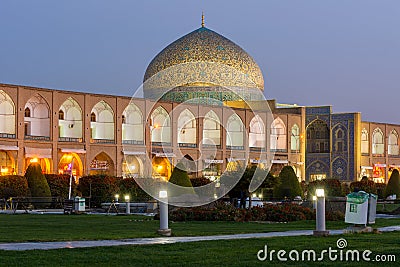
[{"xmin": 143, "ymin": 18, "xmax": 265, "ymax": 104}]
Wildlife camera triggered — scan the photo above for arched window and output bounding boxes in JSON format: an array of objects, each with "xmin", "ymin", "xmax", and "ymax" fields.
[
  {"xmin": 24, "ymin": 94, "xmax": 50, "ymax": 138},
  {"xmin": 361, "ymin": 128, "xmax": 369, "ymax": 154},
  {"xmin": 90, "ymin": 101, "xmax": 114, "ymax": 141},
  {"xmin": 58, "ymin": 110, "xmax": 64, "ymax": 120},
  {"xmin": 249, "ymin": 115, "xmax": 265, "ymax": 149},
  {"xmin": 177, "ymin": 109, "xmax": 196, "ymax": 147},
  {"xmin": 372, "ymin": 128, "xmax": 384, "ymax": 155},
  {"xmin": 122, "ymin": 102, "xmax": 143, "ymax": 144},
  {"xmin": 58, "ymin": 97, "xmax": 83, "ymax": 140},
  {"xmin": 203, "ymin": 110, "xmax": 221, "ymax": 147},
  {"xmin": 388, "ymin": 130, "xmax": 399, "ymax": 156},
  {"xmin": 0, "ymin": 90, "xmax": 16, "ymax": 136},
  {"xmin": 291, "ymin": 124, "xmax": 300, "ymax": 151},
  {"xmin": 90, "ymin": 112, "xmax": 96, "ymax": 122},
  {"xmin": 226, "ymin": 114, "xmax": 244, "ymax": 149},
  {"xmin": 24, "ymin": 107, "xmax": 31, "ymax": 117},
  {"xmin": 306, "ymin": 119, "xmax": 330, "ymax": 153},
  {"xmin": 151, "ymin": 106, "xmax": 171, "ymax": 145},
  {"xmin": 337, "ymin": 129, "xmax": 343, "ymax": 139},
  {"xmin": 335, "ymin": 127, "xmax": 345, "ymax": 153},
  {"xmin": 271, "ymin": 117, "xmax": 286, "ymax": 151}
]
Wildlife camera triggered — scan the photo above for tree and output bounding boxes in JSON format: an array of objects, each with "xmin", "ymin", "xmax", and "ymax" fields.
[
  {"xmin": 25, "ymin": 163, "xmax": 51, "ymax": 207},
  {"xmin": 273, "ymin": 166, "xmax": 303, "ymax": 199},
  {"xmin": 169, "ymin": 162, "xmax": 193, "ymax": 188},
  {"xmin": 385, "ymin": 169, "xmax": 400, "ymax": 199}
]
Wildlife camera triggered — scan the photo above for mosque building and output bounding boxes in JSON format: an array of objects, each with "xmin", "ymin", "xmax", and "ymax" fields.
[{"xmin": 0, "ymin": 17, "xmax": 399, "ymax": 184}]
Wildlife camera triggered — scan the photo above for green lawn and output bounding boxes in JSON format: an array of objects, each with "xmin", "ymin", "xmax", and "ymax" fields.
[
  {"xmin": 0, "ymin": 232, "xmax": 398, "ymax": 266},
  {"xmin": 0, "ymin": 214, "xmax": 399, "ymax": 242}
]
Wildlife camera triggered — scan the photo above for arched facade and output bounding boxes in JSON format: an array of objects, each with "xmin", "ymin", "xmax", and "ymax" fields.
[
  {"xmin": 177, "ymin": 109, "xmax": 196, "ymax": 147},
  {"xmin": 151, "ymin": 106, "xmax": 171, "ymax": 145},
  {"xmin": 0, "ymin": 150, "xmax": 15, "ymax": 175},
  {"xmin": 226, "ymin": 114, "xmax": 244, "ymax": 149},
  {"xmin": 372, "ymin": 128, "xmax": 384, "ymax": 155},
  {"xmin": 0, "ymin": 90, "xmax": 15, "ymax": 136},
  {"xmin": 24, "ymin": 94, "xmax": 50, "ymax": 138},
  {"xmin": 89, "ymin": 152, "xmax": 114, "ymax": 175},
  {"xmin": 90, "ymin": 101, "xmax": 115, "ymax": 141},
  {"xmin": 122, "ymin": 155, "xmax": 143, "ymax": 178},
  {"xmin": 361, "ymin": 128, "xmax": 369, "ymax": 154},
  {"xmin": 271, "ymin": 117, "xmax": 286, "ymax": 151},
  {"xmin": 122, "ymin": 103, "xmax": 144, "ymax": 144},
  {"xmin": 249, "ymin": 115, "xmax": 265, "ymax": 149},
  {"xmin": 291, "ymin": 124, "xmax": 300, "ymax": 151},
  {"xmin": 58, "ymin": 153, "xmax": 83, "ymax": 178},
  {"xmin": 202, "ymin": 110, "xmax": 221, "ymax": 147},
  {"xmin": 306, "ymin": 119, "xmax": 330, "ymax": 153},
  {"xmin": 58, "ymin": 97, "xmax": 83, "ymax": 141},
  {"xmin": 388, "ymin": 130, "xmax": 399, "ymax": 156}
]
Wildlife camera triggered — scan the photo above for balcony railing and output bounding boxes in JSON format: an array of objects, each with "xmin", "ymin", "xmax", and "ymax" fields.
[
  {"xmin": 271, "ymin": 149, "xmax": 287, "ymax": 153},
  {"xmin": 122, "ymin": 140, "xmax": 144, "ymax": 145},
  {"xmin": 201, "ymin": 144, "xmax": 221, "ymax": 149},
  {"xmin": 226, "ymin": 145, "xmax": 244, "ymax": 150},
  {"xmin": 58, "ymin": 137, "xmax": 83, "ymax": 142},
  {"xmin": 0, "ymin": 133, "xmax": 16, "ymax": 139},
  {"xmin": 151, "ymin": 142, "xmax": 171, "ymax": 147},
  {"xmin": 90, "ymin": 139, "xmax": 115, "ymax": 144},
  {"xmin": 25, "ymin": 135, "xmax": 50, "ymax": 141},
  {"xmin": 250, "ymin": 147, "xmax": 266, "ymax": 152},
  {"xmin": 178, "ymin": 143, "xmax": 197, "ymax": 148}
]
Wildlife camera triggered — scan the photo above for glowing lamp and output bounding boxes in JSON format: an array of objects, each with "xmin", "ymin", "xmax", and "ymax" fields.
[
  {"xmin": 124, "ymin": 195, "xmax": 130, "ymax": 202},
  {"xmin": 316, "ymin": 189, "xmax": 325, "ymax": 197},
  {"xmin": 30, "ymin": 158, "xmax": 39, "ymax": 163},
  {"xmin": 159, "ymin": 190, "xmax": 168, "ymax": 198}
]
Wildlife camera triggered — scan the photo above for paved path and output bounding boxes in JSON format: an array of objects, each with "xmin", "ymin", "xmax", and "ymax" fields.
[{"xmin": 1, "ymin": 226, "xmax": 400, "ymax": 251}]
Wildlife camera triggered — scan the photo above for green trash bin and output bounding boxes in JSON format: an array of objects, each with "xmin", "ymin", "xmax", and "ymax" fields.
[{"xmin": 345, "ymin": 191, "xmax": 369, "ymax": 225}]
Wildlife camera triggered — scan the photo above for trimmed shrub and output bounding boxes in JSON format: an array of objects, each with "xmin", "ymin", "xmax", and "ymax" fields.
[
  {"xmin": 117, "ymin": 178, "xmax": 152, "ymax": 201},
  {"xmin": 169, "ymin": 162, "xmax": 193, "ymax": 187},
  {"xmin": 169, "ymin": 202, "xmax": 341, "ymax": 222},
  {"xmin": 45, "ymin": 174, "xmax": 76, "ymax": 199},
  {"xmin": 0, "ymin": 175, "xmax": 30, "ymax": 199},
  {"xmin": 274, "ymin": 166, "xmax": 303, "ymax": 199},
  {"xmin": 375, "ymin": 183, "xmax": 386, "ymax": 199},
  {"xmin": 77, "ymin": 175, "xmax": 120, "ymax": 207},
  {"xmin": 25, "ymin": 163, "xmax": 51, "ymax": 198},
  {"xmin": 350, "ymin": 180, "xmax": 377, "ymax": 194},
  {"xmin": 190, "ymin": 177, "xmax": 212, "ymax": 187},
  {"xmin": 385, "ymin": 169, "xmax": 400, "ymax": 198},
  {"xmin": 307, "ymin": 179, "xmax": 344, "ymax": 198}
]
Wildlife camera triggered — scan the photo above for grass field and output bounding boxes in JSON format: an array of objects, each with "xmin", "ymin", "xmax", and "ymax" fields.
[
  {"xmin": 0, "ymin": 214, "xmax": 399, "ymax": 266},
  {"xmin": 0, "ymin": 232, "xmax": 398, "ymax": 266},
  {"xmin": 0, "ymin": 214, "xmax": 400, "ymax": 242}
]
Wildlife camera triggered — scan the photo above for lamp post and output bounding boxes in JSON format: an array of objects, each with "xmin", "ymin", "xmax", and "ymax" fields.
[
  {"xmin": 313, "ymin": 188, "xmax": 329, "ymax": 236},
  {"xmin": 157, "ymin": 190, "xmax": 171, "ymax": 236},
  {"xmin": 124, "ymin": 195, "xmax": 130, "ymax": 214},
  {"xmin": 68, "ymin": 158, "xmax": 74, "ymax": 199}
]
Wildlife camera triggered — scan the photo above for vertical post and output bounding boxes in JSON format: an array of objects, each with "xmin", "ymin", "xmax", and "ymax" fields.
[
  {"xmin": 157, "ymin": 190, "xmax": 171, "ymax": 236},
  {"xmin": 313, "ymin": 188, "xmax": 329, "ymax": 236},
  {"xmin": 125, "ymin": 195, "xmax": 130, "ymax": 214},
  {"xmin": 68, "ymin": 158, "xmax": 74, "ymax": 199}
]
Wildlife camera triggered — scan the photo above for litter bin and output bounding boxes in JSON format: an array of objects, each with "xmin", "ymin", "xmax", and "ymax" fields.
[
  {"xmin": 74, "ymin": 197, "xmax": 85, "ymax": 212},
  {"xmin": 345, "ymin": 191, "xmax": 369, "ymax": 224},
  {"xmin": 368, "ymin": 193, "xmax": 377, "ymax": 224}
]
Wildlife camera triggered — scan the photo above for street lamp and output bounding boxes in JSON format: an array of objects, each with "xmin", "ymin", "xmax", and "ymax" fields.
[
  {"xmin": 313, "ymin": 188, "xmax": 329, "ymax": 236},
  {"xmin": 157, "ymin": 190, "xmax": 171, "ymax": 236},
  {"xmin": 124, "ymin": 195, "xmax": 130, "ymax": 214}
]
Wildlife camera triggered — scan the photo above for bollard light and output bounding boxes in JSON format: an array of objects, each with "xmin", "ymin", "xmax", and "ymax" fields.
[
  {"xmin": 115, "ymin": 194, "xmax": 119, "ymax": 203},
  {"xmin": 158, "ymin": 190, "xmax": 171, "ymax": 236},
  {"xmin": 314, "ymin": 188, "xmax": 329, "ymax": 236},
  {"xmin": 124, "ymin": 195, "xmax": 130, "ymax": 214},
  {"xmin": 316, "ymin": 188, "xmax": 325, "ymax": 197},
  {"xmin": 159, "ymin": 190, "xmax": 168, "ymax": 198}
]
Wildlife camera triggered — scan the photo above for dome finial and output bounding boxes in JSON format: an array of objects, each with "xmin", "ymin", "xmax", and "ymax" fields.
[{"xmin": 201, "ymin": 12, "xmax": 205, "ymax": 27}]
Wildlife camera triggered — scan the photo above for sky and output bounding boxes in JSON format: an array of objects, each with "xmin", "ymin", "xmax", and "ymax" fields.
[{"xmin": 1, "ymin": 0, "xmax": 399, "ymax": 124}]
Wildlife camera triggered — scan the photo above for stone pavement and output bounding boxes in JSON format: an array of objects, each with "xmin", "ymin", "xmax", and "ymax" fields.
[{"xmin": 1, "ymin": 226, "xmax": 400, "ymax": 251}]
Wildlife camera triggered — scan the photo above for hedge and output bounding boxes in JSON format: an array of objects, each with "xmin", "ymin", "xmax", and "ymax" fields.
[{"xmin": 0, "ymin": 175, "xmax": 30, "ymax": 199}]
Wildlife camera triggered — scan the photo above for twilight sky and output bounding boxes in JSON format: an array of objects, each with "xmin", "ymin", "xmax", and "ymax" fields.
[{"xmin": 1, "ymin": 0, "xmax": 399, "ymax": 123}]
